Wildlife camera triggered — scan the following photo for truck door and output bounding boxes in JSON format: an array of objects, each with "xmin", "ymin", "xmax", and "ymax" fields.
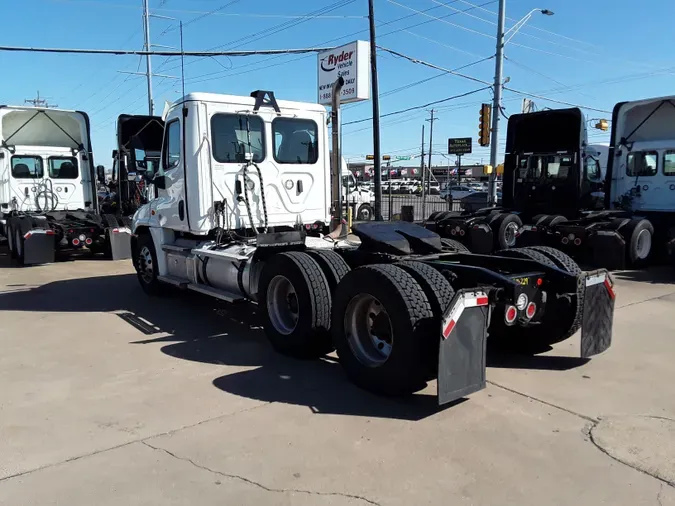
[
  {"xmin": 155, "ymin": 117, "xmax": 189, "ymax": 231},
  {"xmin": 659, "ymin": 150, "xmax": 675, "ymax": 211}
]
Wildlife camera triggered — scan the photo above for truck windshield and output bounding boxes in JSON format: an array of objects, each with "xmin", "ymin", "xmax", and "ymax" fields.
[
  {"xmin": 11, "ymin": 156, "xmax": 43, "ymax": 179},
  {"xmin": 48, "ymin": 157, "xmax": 78, "ymax": 179}
]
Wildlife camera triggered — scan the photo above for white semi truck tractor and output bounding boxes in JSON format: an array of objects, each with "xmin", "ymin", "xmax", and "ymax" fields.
[{"xmin": 129, "ymin": 90, "xmax": 615, "ymax": 404}]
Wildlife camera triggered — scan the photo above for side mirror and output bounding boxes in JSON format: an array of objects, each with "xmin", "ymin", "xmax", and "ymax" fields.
[
  {"xmin": 96, "ymin": 165, "xmax": 105, "ymax": 183},
  {"xmin": 153, "ymin": 175, "xmax": 167, "ymax": 190}
]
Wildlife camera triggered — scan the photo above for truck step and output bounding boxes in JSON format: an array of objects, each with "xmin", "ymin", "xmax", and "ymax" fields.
[
  {"xmin": 162, "ymin": 244, "xmax": 193, "ymax": 254},
  {"xmin": 192, "ymin": 247, "xmax": 251, "ymax": 261},
  {"xmin": 158, "ymin": 275, "xmax": 189, "ymax": 288},
  {"xmin": 186, "ymin": 283, "xmax": 244, "ymax": 302}
]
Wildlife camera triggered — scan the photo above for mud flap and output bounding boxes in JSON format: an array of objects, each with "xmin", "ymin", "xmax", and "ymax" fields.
[
  {"xmin": 24, "ymin": 230, "xmax": 56, "ymax": 265},
  {"xmin": 437, "ymin": 289, "xmax": 491, "ymax": 405},
  {"xmin": 109, "ymin": 227, "xmax": 132, "ymax": 260},
  {"xmin": 580, "ymin": 270, "xmax": 615, "ymax": 358}
]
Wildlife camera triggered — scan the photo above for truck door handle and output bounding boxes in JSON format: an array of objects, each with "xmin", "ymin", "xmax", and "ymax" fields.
[{"xmin": 297, "ymin": 180, "xmax": 304, "ymax": 194}]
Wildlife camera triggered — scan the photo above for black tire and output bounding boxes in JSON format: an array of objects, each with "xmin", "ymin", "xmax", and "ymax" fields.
[
  {"xmin": 332, "ymin": 264, "xmax": 434, "ymax": 396},
  {"xmin": 356, "ymin": 203, "xmax": 374, "ymax": 221},
  {"xmin": 491, "ymin": 213, "xmax": 523, "ymax": 250},
  {"xmin": 527, "ymin": 246, "xmax": 582, "ymax": 274},
  {"xmin": 494, "ymin": 247, "xmax": 582, "ymax": 349},
  {"xmin": 14, "ymin": 227, "xmax": 25, "ymax": 265},
  {"xmin": 259, "ymin": 252, "xmax": 333, "ymax": 358},
  {"xmin": 532, "ymin": 214, "xmax": 548, "ymax": 226},
  {"xmin": 542, "ymin": 214, "xmax": 567, "ymax": 227},
  {"xmin": 305, "ymin": 250, "xmax": 351, "ymax": 295},
  {"xmin": 133, "ymin": 233, "xmax": 163, "ymax": 296},
  {"xmin": 441, "ymin": 238, "xmax": 470, "ymax": 253},
  {"xmin": 620, "ymin": 218, "xmax": 654, "ymax": 267},
  {"xmin": 395, "ymin": 261, "xmax": 456, "ymax": 377},
  {"xmin": 6, "ymin": 223, "xmax": 16, "ymax": 259}
]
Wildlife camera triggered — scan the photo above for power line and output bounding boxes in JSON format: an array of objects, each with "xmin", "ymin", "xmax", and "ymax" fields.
[
  {"xmin": 160, "ymin": 0, "xmax": 242, "ymax": 35},
  {"xmin": 0, "ymin": 45, "xmax": 333, "ymax": 56},
  {"xmin": 343, "ymin": 87, "xmax": 491, "ymax": 126}
]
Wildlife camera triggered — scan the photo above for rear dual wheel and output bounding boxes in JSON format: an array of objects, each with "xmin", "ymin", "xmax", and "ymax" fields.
[{"xmin": 332, "ymin": 263, "xmax": 450, "ymax": 396}]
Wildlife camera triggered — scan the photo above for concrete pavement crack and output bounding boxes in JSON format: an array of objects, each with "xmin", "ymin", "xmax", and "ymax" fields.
[
  {"xmin": 141, "ymin": 441, "xmax": 381, "ymax": 506},
  {"xmin": 657, "ymin": 483, "xmax": 664, "ymax": 506},
  {"xmin": 486, "ymin": 380, "xmax": 598, "ymax": 423},
  {"xmin": 588, "ymin": 423, "xmax": 675, "ymax": 489}
]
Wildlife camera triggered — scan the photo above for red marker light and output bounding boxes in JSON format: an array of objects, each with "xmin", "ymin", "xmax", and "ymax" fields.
[
  {"xmin": 72, "ymin": 238, "xmax": 80, "ymax": 246},
  {"xmin": 505, "ymin": 305, "xmax": 518, "ymax": 324},
  {"xmin": 526, "ymin": 302, "xmax": 537, "ymax": 319},
  {"xmin": 536, "ymin": 278, "xmax": 543, "ymax": 286}
]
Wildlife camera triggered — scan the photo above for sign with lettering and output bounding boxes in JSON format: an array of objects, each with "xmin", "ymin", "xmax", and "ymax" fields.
[
  {"xmin": 448, "ymin": 137, "xmax": 472, "ymax": 155},
  {"xmin": 318, "ymin": 41, "xmax": 370, "ymax": 105}
]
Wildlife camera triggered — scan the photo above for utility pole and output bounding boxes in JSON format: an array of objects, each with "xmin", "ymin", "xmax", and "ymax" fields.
[
  {"xmin": 422, "ymin": 109, "xmax": 437, "ymax": 220},
  {"xmin": 143, "ymin": 0, "xmax": 154, "ymax": 115},
  {"xmin": 488, "ymin": 0, "xmax": 506, "ymax": 206},
  {"xmin": 368, "ymin": 0, "xmax": 383, "ymax": 220},
  {"xmin": 24, "ymin": 91, "xmax": 57, "ymax": 108}
]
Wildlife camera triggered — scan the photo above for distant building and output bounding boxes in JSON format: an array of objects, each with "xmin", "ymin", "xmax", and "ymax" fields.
[{"xmin": 346, "ymin": 162, "xmax": 492, "ymax": 183}]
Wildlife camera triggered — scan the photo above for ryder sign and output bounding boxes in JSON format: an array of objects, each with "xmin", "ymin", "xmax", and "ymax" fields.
[{"xmin": 318, "ymin": 41, "xmax": 370, "ymax": 105}]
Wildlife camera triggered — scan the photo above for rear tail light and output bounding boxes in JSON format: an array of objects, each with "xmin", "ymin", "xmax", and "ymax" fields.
[
  {"xmin": 525, "ymin": 302, "xmax": 537, "ymax": 319},
  {"xmin": 312, "ymin": 223, "xmax": 319, "ymax": 230},
  {"xmin": 85, "ymin": 238, "xmax": 93, "ymax": 245},
  {"xmin": 574, "ymin": 238, "xmax": 582, "ymax": 246},
  {"xmin": 72, "ymin": 238, "xmax": 80, "ymax": 246},
  {"xmin": 24, "ymin": 232, "xmax": 32, "ymax": 239},
  {"xmin": 561, "ymin": 237, "xmax": 569, "ymax": 245},
  {"xmin": 504, "ymin": 305, "xmax": 518, "ymax": 324},
  {"xmin": 459, "ymin": 229, "xmax": 465, "ymax": 236},
  {"xmin": 46, "ymin": 230, "xmax": 55, "ymax": 236}
]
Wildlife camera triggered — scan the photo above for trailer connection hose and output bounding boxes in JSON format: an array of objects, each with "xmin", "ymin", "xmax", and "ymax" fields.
[
  {"xmin": 32, "ymin": 179, "xmax": 59, "ymax": 212},
  {"xmin": 241, "ymin": 160, "xmax": 269, "ymax": 235}
]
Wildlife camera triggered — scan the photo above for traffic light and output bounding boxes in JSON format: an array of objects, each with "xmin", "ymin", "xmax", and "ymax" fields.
[
  {"xmin": 382, "ymin": 155, "xmax": 391, "ymax": 161},
  {"xmin": 366, "ymin": 155, "xmax": 375, "ymax": 160},
  {"xmin": 594, "ymin": 119, "xmax": 609, "ymax": 131},
  {"xmin": 478, "ymin": 103, "xmax": 491, "ymax": 147}
]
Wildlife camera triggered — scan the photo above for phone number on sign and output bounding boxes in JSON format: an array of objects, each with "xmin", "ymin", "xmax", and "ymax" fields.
[{"xmin": 319, "ymin": 88, "xmax": 356, "ymax": 101}]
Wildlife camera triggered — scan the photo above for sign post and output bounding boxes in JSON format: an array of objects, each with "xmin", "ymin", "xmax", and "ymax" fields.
[{"xmin": 448, "ymin": 138, "xmax": 472, "ymax": 185}]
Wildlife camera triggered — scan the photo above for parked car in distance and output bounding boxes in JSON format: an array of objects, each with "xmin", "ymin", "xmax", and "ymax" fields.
[
  {"xmin": 441, "ymin": 185, "xmax": 475, "ymax": 201},
  {"xmin": 460, "ymin": 191, "xmax": 503, "ymax": 213}
]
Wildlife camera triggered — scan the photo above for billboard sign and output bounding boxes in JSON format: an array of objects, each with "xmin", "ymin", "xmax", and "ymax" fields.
[{"xmin": 318, "ymin": 41, "xmax": 370, "ymax": 105}]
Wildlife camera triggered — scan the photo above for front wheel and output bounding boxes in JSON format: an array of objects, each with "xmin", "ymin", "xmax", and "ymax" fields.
[{"xmin": 133, "ymin": 233, "xmax": 163, "ymax": 296}]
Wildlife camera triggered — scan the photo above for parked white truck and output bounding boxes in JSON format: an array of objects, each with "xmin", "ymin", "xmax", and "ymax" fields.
[
  {"xmin": 128, "ymin": 89, "xmax": 615, "ymax": 404},
  {"xmin": 0, "ymin": 105, "xmax": 131, "ymax": 264}
]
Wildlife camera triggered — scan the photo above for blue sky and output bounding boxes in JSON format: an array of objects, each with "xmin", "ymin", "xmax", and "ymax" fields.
[{"xmin": 2, "ymin": 0, "xmax": 674, "ymax": 169}]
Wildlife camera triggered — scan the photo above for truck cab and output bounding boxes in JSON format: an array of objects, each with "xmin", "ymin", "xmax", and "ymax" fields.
[
  {"xmin": 0, "ymin": 106, "xmax": 96, "ymax": 241},
  {"xmin": 134, "ymin": 91, "xmax": 330, "ymax": 235}
]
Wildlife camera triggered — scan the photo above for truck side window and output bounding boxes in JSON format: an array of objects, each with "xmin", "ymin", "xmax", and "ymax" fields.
[
  {"xmin": 11, "ymin": 156, "xmax": 43, "ymax": 178},
  {"xmin": 273, "ymin": 118, "xmax": 318, "ymax": 164},
  {"xmin": 626, "ymin": 151, "xmax": 657, "ymax": 177},
  {"xmin": 48, "ymin": 157, "xmax": 79, "ymax": 179},
  {"xmin": 163, "ymin": 120, "xmax": 181, "ymax": 170},
  {"xmin": 663, "ymin": 151, "xmax": 675, "ymax": 176}
]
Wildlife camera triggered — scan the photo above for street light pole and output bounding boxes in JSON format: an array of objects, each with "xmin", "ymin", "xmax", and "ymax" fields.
[
  {"xmin": 488, "ymin": 4, "xmax": 553, "ymax": 206},
  {"xmin": 488, "ymin": 0, "xmax": 506, "ymax": 206}
]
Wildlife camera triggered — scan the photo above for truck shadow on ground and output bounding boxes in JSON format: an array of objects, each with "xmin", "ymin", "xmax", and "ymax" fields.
[
  {"xmin": 0, "ymin": 272, "xmax": 589, "ymax": 420},
  {"xmin": 610, "ymin": 266, "xmax": 675, "ymax": 285}
]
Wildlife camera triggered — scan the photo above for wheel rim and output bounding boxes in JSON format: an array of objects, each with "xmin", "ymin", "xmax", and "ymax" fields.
[
  {"xmin": 636, "ymin": 229, "xmax": 652, "ymax": 259},
  {"xmin": 344, "ymin": 293, "xmax": 393, "ymax": 367},
  {"xmin": 138, "ymin": 245, "xmax": 155, "ymax": 284},
  {"xmin": 267, "ymin": 275, "xmax": 299, "ymax": 335},
  {"xmin": 15, "ymin": 229, "xmax": 22, "ymax": 257},
  {"xmin": 359, "ymin": 206, "xmax": 372, "ymax": 220},
  {"xmin": 504, "ymin": 222, "xmax": 519, "ymax": 247}
]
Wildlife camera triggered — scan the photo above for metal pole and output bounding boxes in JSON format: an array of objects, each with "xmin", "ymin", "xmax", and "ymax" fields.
[
  {"xmin": 368, "ymin": 0, "xmax": 383, "ymax": 220},
  {"xmin": 488, "ymin": 0, "xmax": 506, "ymax": 206},
  {"xmin": 387, "ymin": 160, "xmax": 393, "ymax": 220},
  {"xmin": 330, "ymin": 77, "xmax": 345, "ymax": 231},
  {"xmin": 143, "ymin": 0, "xmax": 154, "ymax": 115},
  {"xmin": 419, "ymin": 124, "xmax": 425, "ymax": 218},
  {"xmin": 457, "ymin": 155, "xmax": 462, "ymax": 185},
  {"xmin": 422, "ymin": 109, "xmax": 435, "ymax": 220}
]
